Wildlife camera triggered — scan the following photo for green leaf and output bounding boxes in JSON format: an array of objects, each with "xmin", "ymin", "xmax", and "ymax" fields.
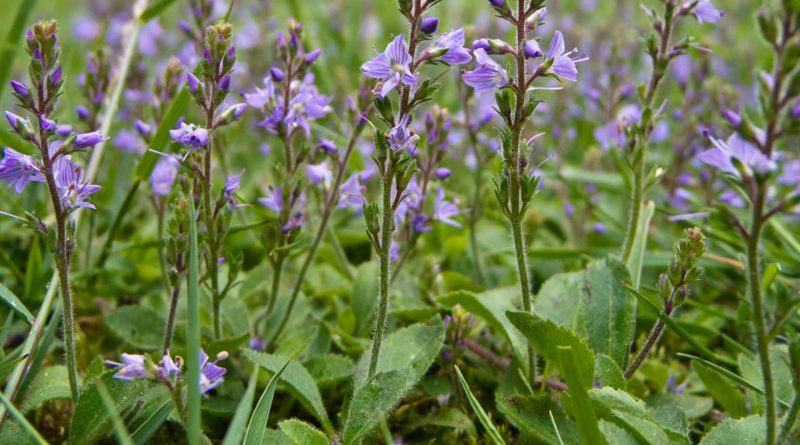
[
  {"xmin": 406, "ymin": 407, "xmax": 476, "ymax": 437},
  {"xmin": 455, "ymin": 366, "xmax": 506, "ymax": 445},
  {"xmin": 305, "ymin": 353, "xmax": 354, "ymax": 386},
  {"xmin": 70, "ymin": 373, "xmax": 149, "ymax": 444},
  {"xmin": 351, "ymin": 262, "xmax": 379, "ymax": 335},
  {"xmin": 533, "ymin": 269, "xmax": 585, "ymax": 333},
  {"xmin": 243, "ymin": 359, "xmax": 290, "ymax": 445},
  {"xmin": 626, "ymin": 200, "xmax": 655, "ymax": 289},
  {"xmin": 131, "ymin": 399, "xmax": 174, "ymax": 445},
  {"xmin": 278, "ymin": 419, "xmax": 328, "ymax": 445},
  {"xmin": 496, "ymin": 393, "xmax": 580, "ymax": 445},
  {"xmin": 353, "ymin": 317, "xmax": 445, "ymax": 389},
  {"xmin": 595, "ymin": 354, "xmax": 627, "ymax": 390},
  {"xmin": 582, "ymin": 259, "xmax": 635, "ymax": 367},
  {"xmin": 599, "ymin": 421, "xmax": 640, "ymax": 445},
  {"xmin": 0, "ymin": 389, "xmax": 47, "ymax": 445},
  {"xmin": 222, "ymin": 368, "xmax": 259, "ymax": 445},
  {"xmin": 343, "ymin": 369, "xmax": 417, "ymax": 445},
  {"xmin": 134, "ymin": 87, "xmax": 191, "ymax": 180},
  {"xmin": 694, "ymin": 361, "xmax": 748, "ymax": 418},
  {"xmin": 559, "ymin": 347, "xmax": 606, "ymax": 445},
  {"xmin": 21, "ymin": 365, "xmax": 70, "ymax": 412},
  {"xmin": 590, "ymin": 387, "xmax": 683, "ymax": 445},
  {"xmin": 507, "ymin": 311, "xmax": 594, "ymax": 390},
  {"xmin": 139, "ymin": 0, "xmax": 179, "ymax": 22},
  {"xmin": 0, "ymin": 282, "xmax": 33, "ymax": 324},
  {"xmin": 96, "ymin": 380, "xmax": 135, "ymax": 445},
  {"xmin": 186, "ymin": 196, "xmax": 201, "ymax": 445},
  {"xmin": 699, "ymin": 415, "xmax": 765, "ymax": 444},
  {"xmin": 439, "ymin": 288, "xmax": 526, "ymax": 366},
  {"xmin": 105, "ymin": 305, "xmax": 164, "ymax": 350},
  {"xmin": 0, "ymin": 355, "xmax": 25, "ymax": 381},
  {"xmin": 242, "ymin": 349, "xmax": 332, "ymax": 434}
]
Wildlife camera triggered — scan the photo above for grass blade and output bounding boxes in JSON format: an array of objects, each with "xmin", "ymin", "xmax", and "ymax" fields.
[
  {"xmin": 134, "ymin": 87, "xmax": 191, "ymax": 180},
  {"xmin": 454, "ymin": 366, "xmax": 506, "ymax": 445},
  {"xmin": 243, "ymin": 359, "xmax": 292, "ymax": 445},
  {"xmin": 0, "ymin": 389, "xmax": 47, "ymax": 445},
  {"xmin": 556, "ymin": 346, "xmax": 605, "ymax": 445},
  {"xmin": 222, "ymin": 368, "xmax": 259, "ymax": 445},
  {"xmin": 549, "ymin": 410, "xmax": 566, "ymax": 445},
  {"xmin": 139, "ymin": 0, "xmax": 179, "ymax": 22},
  {"xmin": 95, "ymin": 380, "xmax": 135, "ymax": 445},
  {"xmin": 131, "ymin": 399, "xmax": 174, "ymax": 445},
  {"xmin": 186, "ymin": 196, "xmax": 201, "ymax": 445},
  {"xmin": 0, "ymin": 282, "xmax": 34, "ymax": 324},
  {"xmin": 0, "ymin": 0, "xmax": 38, "ymax": 102},
  {"xmin": 0, "ymin": 355, "xmax": 26, "ymax": 381}
]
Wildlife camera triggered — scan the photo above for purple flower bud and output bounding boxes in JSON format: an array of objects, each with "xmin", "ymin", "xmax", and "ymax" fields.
[
  {"xmin": 74, "ymin": 131, "xmax": 106, "ymax": 148},
  {"xmin": 420, "ymin": 17, "xmax": 439, "ymax": 35},
  {"xmin": 593, "ymin": 223, "xmax": 607, "ymax": 234},
  {"xmin": 10, "ymin": 81, "xmax": 28, "ymax": 99},
  {"xmin": 230, "ymin": 103, "xmax": 247, "ymax": 119},
  {"xmin": 319, "ymin": 139, "xmax": 337, "ymax": 154},
  {"xmin": 720, "ymin": 107, "xmax": 741, "ymax": 126},
  {"xmin": 187, "ymin": 73, "xmax": 200, "ymax": 93},
  {"xmin": 178, "ymin": 20, "xmax": 193, "ymax": 34},
  {"xmin": 304, "ymin": 49, "xmax": 321, "ymax": 65},
  {"xmin": 51, "ymin": 66, "xmax": 62, "ymax": 84},
  {"xmin": 55, "ymin": 124, "xmax": 72, "ymax": 137},
  {"xmin": 217, "ymin": 75, "xmax": 231, "ymax": 91},
  {"xmin": 524, "ymin": 40, "xmax": 543, "ymax": 58},
  {"xmin": 203, "ymin": 48, "xmax": 212, "ymax": 64},
  {"xmin": 270, "ymin": 67, "xmax": 285, "ymax": 82},
  {"xmin": 249, "ymin": 337, "xmax": 266, "ymax": 351},
  {"xmin": 488, "ymin": 0, "xmax": 506, "ymax": 7},
  {"xmin": 227, "ymin": 46, "xmax": 236, "ymax": 60},
  {"xmin": 435, "ymin": 168, "xmax": 451, "ymax": 179},
  {"xmin": 276, "ymin": 32, "xmax": 287, "ymax": 49},
  {"xmin": 4, "ymin": 111, "xmax": 25, "ymax": 132},
  {"xmin": 471, "ymin": 39, "xmax": 492, "ymax": 52},
  {"xmin": 135, "ymin": 119, "xmax": 152, "ymax": 137},
  {"xmin": 40, "ymin": 115, "xmax": 56, "ymax": 131},
  {"xmin": 792, "ymin": 101, "xmax": 800, "ymax": 119},
  {"xmin": 76, "ymin": 106, "xmax": 90, "ymax": 121}
]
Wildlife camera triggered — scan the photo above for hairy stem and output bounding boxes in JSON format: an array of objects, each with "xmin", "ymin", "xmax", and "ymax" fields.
[
  {"xmin": 368, "ymin": 170, "xmax": 394, "ymax": 378},
  {"xmin": 778, "ymin": 394, "xmax": 800, "ymax": 444},
  {"xmin": 162, "ymin": 281, "xmax": 182, "ymax": 355}
]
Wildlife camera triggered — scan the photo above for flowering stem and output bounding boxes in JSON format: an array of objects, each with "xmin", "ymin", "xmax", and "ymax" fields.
[
  {"xmin": 368, "ymin": 166, "xmax": 395, "ymax": 378},
  {"xmin": 162, "ymin": 282, "xmax": 182, "ymax": 355},
  {"xmin": 624, "ymin": 290, "xmax": 678, "ymax": 379},
  {"xmin": 268, "ymin": 122, "xmax": 366, "ymax": 346},
  {"xmin": 508, "ymin": 0, "xmax": 536, "ymax": 385}
]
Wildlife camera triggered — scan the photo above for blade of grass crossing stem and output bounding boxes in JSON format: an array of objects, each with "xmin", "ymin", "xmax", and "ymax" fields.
[
  {"xmin": 96, "ymin": 380, "xmax": 135, "ymax": 445},
  {"xmin": 222, "ymin": 368, "xmax": 260, "ymax": 445},
  {"xmin": 677, "ymin": 353, "xmax": 791, "ymax": 409},
  {"xmin": 187, "ymin": 197, "xmax": 201, "ymax": 445},
  {"xmin": 139, "ymin": 0, "xmax": 179, "ymax": 22},
  {"xmin": 0, "ymin": 1, "xmax": 148, "ymax": 424},
  {"xmin": 0, "ymin": 356, "xmax": 25, "ymax": 381},
  {"xmin": 0, "ymin": 0, "xmax": 38, "ymax": 100},
  {"xmin": 131, "ymin": 399, "xmax": 174, "ymax": 445},
  {"xmin": 454, "ymin": 366, "xmax": 506, "ymax": 445},
  {"xmin": 0, "ymin": 390, "xmax": 47, "ymax": 445},
  {"xmin": 626, "ymin": 200, "xmax": 655, "ymax": 290},
  {"xmin": 243, "ymin": 359, "xmax": 292, "ymax": 445},
  {"xmin": 556, "ymin": 346, "xmax": 605, "ymax": 445},
  {"xmin": 624, "ymin": 284, "xmax": 737, "ymax": 366}
]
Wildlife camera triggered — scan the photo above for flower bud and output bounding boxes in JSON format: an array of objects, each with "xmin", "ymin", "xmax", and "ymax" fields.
[
  {"xmin": 74, "ymin": 130, "xmax": 106, "ymax": 148},
  {"xmin": 270, "ymin": 67, "xmax": 285, "ymax": 82},
  {"xmin": 720, "ymin": 107, "xmax": 741, "ymax": 127},
  {"xmin": 305, "ymin": 49, "xmax": 321, "ymax": 65},
  {"xmin": 76, "ymin": 106, "xmax": 90, "ymax": 121},
  {"xmin": 435, "ymin": 168, "xmax": 451, "ymax": 179},
  {"xmin": 10, "ymin": 80, "xmax": 28, "ymax": 99},
  {"xmin": 420, "ymin": 17, "xmax": 439, "ymax": 35},
  {"xmin": 524, "ymin": 40, "xmax": 543, "ymax": 58},
  {"xmin": 187, "ymin": 72, "xmax": 201, "ymax": 93},
  {"xmin": 319, "ymin": 139, "xmax": 337, "ymax": 154}
]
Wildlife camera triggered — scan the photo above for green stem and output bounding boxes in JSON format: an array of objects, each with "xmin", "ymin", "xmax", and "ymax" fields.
[
  {"xmin": 778, "ymin": 394, "xmax": 800, "ymax": 444},
  {"xmin": 620, "ymin": 165, "xmax": 643, "ymax": 264},
  {"xmin": 747, "ymin": 188, "xmax": 775, "ymax": 445},
  {"xmin": 55, "ymin": 218, "xmax": 80, "ymax": 402},
  {"xmin": 368, "ymin": 171, "xmax": 394, "ymax": 378},
  {"xmin": 266, "ymin": 256, "xmax": 284, "ymax": 316}
]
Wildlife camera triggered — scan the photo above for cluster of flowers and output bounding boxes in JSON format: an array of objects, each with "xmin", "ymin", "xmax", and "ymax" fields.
[{"xmin": 106, "ymin": 349, "xmax": 228, "ymax": 394}]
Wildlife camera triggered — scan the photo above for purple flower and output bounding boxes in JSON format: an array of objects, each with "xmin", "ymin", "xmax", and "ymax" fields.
[
  {"xmin": 106, "ymin": 353, "xmax": 147, "ymax": 381},
  {"xmin": 435, "ymin": 168, "xmax": 451, "ymax": 180},
  {"xmin": 156, "ymin": 353, "xmax": 181, "ymax": 381},
  {"xmin": 224, "ymin": 173, "xmax": 241, "ymax": 206},
  {"xmin": 361, "ymin": 35, "xmax": 416, "ymax": 98},
  {"xmin": 169, "ymin": 123, "xmax": 209, "ymax": 149},
  {"xmin": 114, "ymin": 130, "xmax": 144, "ymax": 154},
  {"xmin": 319, "ymin": 139, "xmax": 337, "ymax": 154},
  {"xmin": 53, "ymin": 157, "xmax": 100, "ymax": 210},
  {"xmin": 187, "ymin": 73, "xmax": 200, "ymax": 93},
  {"xmin": 249, "ymin": 337, "xmax": 266, "ymax": 351},
  {"xmin": 594, "ymin": 104, "xmax": 641, "ymax": 150},
  {"xmin": 544, "ymin": 31, "xmax": 585, "ymax": 82},
  {"xmin": 150, "ymin": 156, "xmax": 180, "ymax": 196},
  {"xmin": 74, "ymin": 131, "xmax": 106, "ymax": 148},
  {"xmin": 697, "ymin": 134, "xmax": 776, "ymax": 178},
  {"xmin": 306, "ymin": 161, "xmax": 332, "ymax": 186},
  {"xmin": 693, "ymin": 1, "xmax": 722, "ymax": 24},
  {"xmin": 413, "ymin": 214, "xmax": 432, "ymax": 233},
  {"xmin": 199, "ymin": 350, "xmax": 227, "ymax": 394},
  {"xmin": 245, "ymin": 77, "xmax": 277, "ymax": 109},
  {"xmin": 388, "ymin": 115, "xmax": 419, "ymax": 155},
  {"xmin": 4, "ymin": 111, "xmax": 29, "ymax": 133},
  {"xmin": 420, "ymin": 17, "xmax": 439, "ymax": 35},
  {"xmin": 463, "ymin": 49, "xmax": 508, "ymax": 93},
  {"xmin": 283, "ymin": 212, "xmax": 305, "ymax": 233},
  {"xmin": 284, "ymin": 79, "xmax": 331, "ymax": 136},
  {"xmin": 471, "ymin": 39, "xmax": 492, "ymax": 52},
  {"xmin": 259, "ymin": 187, "xmax": 284, "ymax": 213},
  {"xmin": 431, "ymin": 28, "xmax": 472, "ymax": 65},
  {"xmin": 10, "ymin": 80, "xmax": 28, "ymax": 99},
  {"xmin": 389, "ymin": 241, "xmax": 400, "ymax": 262},
  {"xmin": 135, "ymin": 119, "xmax": 153, "ymax": 138},
  {"xmin": 0, "ymin": 147, "xmax": 44, "ymax": 192},
  {"xmin": 339, "ymin": 174, "xmax": 364, "ymax": 208},
  {"xmin": 593, "ymin": 223, "xmax": 607, "ymax": 234},
  {"xmin": 720, "ymin": 107, "xmax": 741, "ymax": 127},
  {"xmin": 76, "ymin": 106, "xmax": 90, "ymax": 121},
  {"xmin": 779, "ymin": 160, "xmax": 800, "ymax": 189},
  {"xmin": 433, "ymin": 187, "xmax": 461, "ymax": 228},
  {"xmin": 270, "ymin": 67, "xmax": 285, "ymax": 82}
]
